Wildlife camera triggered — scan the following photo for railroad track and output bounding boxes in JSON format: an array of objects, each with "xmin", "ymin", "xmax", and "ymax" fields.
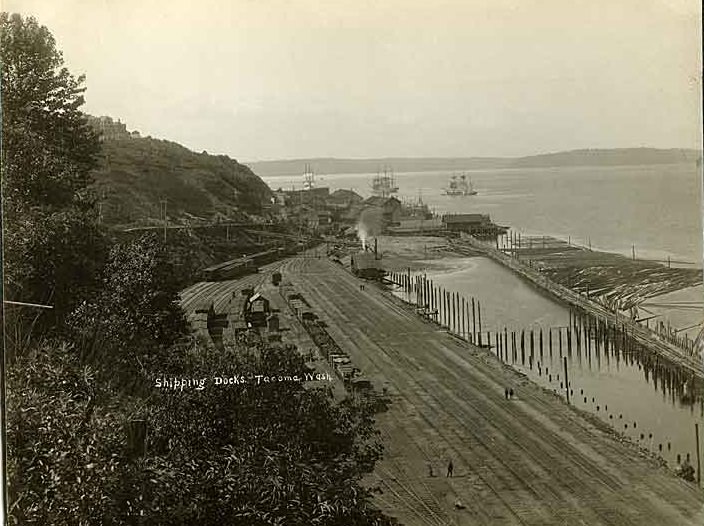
[{"xmin": 289, "ymin": 256, "xmax": 703, "ymax": 525}]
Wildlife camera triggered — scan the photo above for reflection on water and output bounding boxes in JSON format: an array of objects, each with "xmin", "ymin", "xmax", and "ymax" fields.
[{"xmin": 388, "ymin": 256, "xmax": 704, "ymax": 486}]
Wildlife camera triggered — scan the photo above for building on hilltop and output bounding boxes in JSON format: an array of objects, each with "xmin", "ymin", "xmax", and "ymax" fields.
[{"xmin": 87, "ymin": 115, "xmax": 141, "ymax": 141}]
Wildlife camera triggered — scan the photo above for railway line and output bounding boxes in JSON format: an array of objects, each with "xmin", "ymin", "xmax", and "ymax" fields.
[{"xmin": 281, "ymin": 256, "xmax": 703, "ymax": 525}]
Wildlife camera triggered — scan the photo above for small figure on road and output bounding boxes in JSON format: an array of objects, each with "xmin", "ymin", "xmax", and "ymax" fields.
[
  {"xmin": 509, "ymin": 387, "xmax": 514, "ymax": 399},
  {"xmin": 504, "ymin": 387, "xmax": 509, "ymax": 400},
  {"xmin": 427, "ymin": 462, "xmax": 435, "ymax": 477},
  {"xmin": 446, "ymin": 460, "xmax": 454, "ymax": 478}
]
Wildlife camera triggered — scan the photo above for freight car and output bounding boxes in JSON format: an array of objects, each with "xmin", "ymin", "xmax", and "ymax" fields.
[{"xmin": 201, "ymin": 247, "xmax": 289, "ymax": 281}]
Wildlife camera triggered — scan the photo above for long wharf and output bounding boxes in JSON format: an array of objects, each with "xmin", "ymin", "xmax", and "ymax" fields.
[{"xmin": 455, "ymin": 235, "xmax": 704, "ymax": 380}]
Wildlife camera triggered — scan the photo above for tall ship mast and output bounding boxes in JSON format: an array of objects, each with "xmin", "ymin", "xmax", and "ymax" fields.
[
  {"xmin": 444, "ymin": 172, "xmax": 477, "ymax": 196},
  {"xmin": 370, "ymin": 166, "xmax": 399, "ymax": 198},
  {"xmin": 302, "ymin": 163, "xmax": 315, "ymax": 190}
]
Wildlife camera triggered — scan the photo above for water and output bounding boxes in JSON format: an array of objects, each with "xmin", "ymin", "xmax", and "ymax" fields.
[
  {"xmin": 392, "ymin": 257, "xmax": 704, "ymax": 485},
  {"xmin": 267, "ymin": 164, "xmax": 704, "ymax": 480},
  {"xmin": 264, "ymin": 163, "xmax": 704, "ymax": 264},
  {"xmin": 265, "ymin": 163, "xmax": 704, "ymax": 334}
]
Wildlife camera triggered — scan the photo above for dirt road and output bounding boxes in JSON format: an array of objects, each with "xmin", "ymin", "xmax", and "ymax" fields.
[{"xmin": 279, "ymin": 256, "xmax": 703, "ymax": 526}]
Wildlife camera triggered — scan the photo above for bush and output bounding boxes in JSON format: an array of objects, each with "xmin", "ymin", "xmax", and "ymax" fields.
[{"xmin": 6, "ymin": 342, "xmax": 127, "ymax": 525}]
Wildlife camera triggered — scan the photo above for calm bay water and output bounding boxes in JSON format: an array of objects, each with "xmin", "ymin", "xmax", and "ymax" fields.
[
  {"xmin": 394, "ymin": 259, "xmax": 703, "ymax": 483},
  {"xmin": 266, "ymin": 164, "xmax": 704, "ymax": 480},
  {"xmin": 265, "ymin": 163, "xmax": 703, "ymax": 264}
]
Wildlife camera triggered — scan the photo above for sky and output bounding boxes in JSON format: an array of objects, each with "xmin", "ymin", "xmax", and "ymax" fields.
[{"xmin": 4, "ymin": 0, "xmax": 702, "ymax": 161}]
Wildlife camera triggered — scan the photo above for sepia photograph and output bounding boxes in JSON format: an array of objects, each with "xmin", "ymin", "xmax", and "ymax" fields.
[{"xmin": 1, "ymin": 1, "xmax": 703, "ymax": 524}]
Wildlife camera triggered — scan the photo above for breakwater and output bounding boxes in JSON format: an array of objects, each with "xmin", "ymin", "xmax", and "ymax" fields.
[{"xmin": 450, "ymin": 235, "xmax": 704, "ymax": 379}]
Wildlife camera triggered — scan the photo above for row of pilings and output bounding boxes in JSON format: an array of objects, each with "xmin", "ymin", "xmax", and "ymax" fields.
[
  {"xmin": 386, "ymin": 269, "xmax": 703, "ymax": 485},
  {"xmin": 388, "ymin": 269, "xmax": 486, "ymax": 345},
  {"xmin": 494, "ymin": 231, "xmax": 700, "ymax": 357}
]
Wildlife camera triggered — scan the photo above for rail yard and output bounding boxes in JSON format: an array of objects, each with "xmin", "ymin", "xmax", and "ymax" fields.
[{"xmin": 180, "ymin": 250, "xmax": 704, "ymax": 526}]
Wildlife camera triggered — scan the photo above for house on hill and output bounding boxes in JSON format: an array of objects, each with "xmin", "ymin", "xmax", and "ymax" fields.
[{"xmin": 88, "ymin": 115, "xmax": 138, "ymax": 141}]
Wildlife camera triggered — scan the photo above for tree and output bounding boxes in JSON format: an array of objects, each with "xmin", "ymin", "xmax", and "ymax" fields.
[
  {"xmin": 1, "ymin": 13, "xmax": 100, "ymax": 210},
  {"xmin": 1, "ymin": 13, "xmax": 105, "ymax": 345},
  {"xmin": 6, "ymin": 342, "xmax": 127, "ymax": 526},
  {"xmin": 118, "ymin": 342, "xmax": 395, "ymax": 525},
  {"xmin": 69, "ymin": 233, "xmax": 187, "ymax": 385}
]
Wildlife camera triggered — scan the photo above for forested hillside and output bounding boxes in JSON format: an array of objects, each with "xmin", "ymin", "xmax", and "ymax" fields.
[{"xmin": 93, "ymin": 136, "xmax": 272, "ymax": 226}]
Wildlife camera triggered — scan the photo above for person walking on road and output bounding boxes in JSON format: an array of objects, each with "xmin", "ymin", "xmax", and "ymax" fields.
[{"xmin": 446, "ymin": 460, "xmax": 454, "ymax": 477}]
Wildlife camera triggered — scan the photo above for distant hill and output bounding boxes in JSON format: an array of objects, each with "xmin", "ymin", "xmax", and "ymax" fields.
[
  {"xmin": 247, "ymin": 148, "xmax": 701, "ymax": 177},
  {"xmin": 91, "ymin": 137, "xmax": 272, "ymax": 226}
]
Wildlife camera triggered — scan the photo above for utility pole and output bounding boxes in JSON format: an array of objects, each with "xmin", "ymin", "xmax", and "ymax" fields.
[{"xmin": 160, "ymin": 198, "xmax": 167, "ymax": 244}]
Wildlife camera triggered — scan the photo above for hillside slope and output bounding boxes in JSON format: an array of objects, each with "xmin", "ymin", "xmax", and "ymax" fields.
[{"xmin": 92, "ymin": 137, "xmax": 272, "ymax": 226}]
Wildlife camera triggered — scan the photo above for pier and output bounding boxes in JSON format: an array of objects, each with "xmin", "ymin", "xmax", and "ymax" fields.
[{"xmin": 453, "ymin": 234, "xmax": 704, "ymax": 379}]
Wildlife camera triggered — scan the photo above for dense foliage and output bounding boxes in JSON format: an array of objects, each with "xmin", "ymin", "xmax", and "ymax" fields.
[
  {"xmin": 1, "ymin": 12, "xmax": 105, "ymax": 344},
  {"xmin": 3, "ymin": 13, "xmax": 392, "ymax": 526},
  {"xmin": 69, "ymin": 234, "xmax": 187, "ymax": 378}
]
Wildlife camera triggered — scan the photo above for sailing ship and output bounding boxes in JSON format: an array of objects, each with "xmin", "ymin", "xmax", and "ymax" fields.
[
  {"xmin": 370, "ymin": 166, "xmax": 399, "ymax": 198},
  {"xmin": 444, "ymin": 173, "xmax": 477, "ymax": 196},
  {"xmin": 302, "ymin": 163, "xmax": 315, "ymax": 190}
]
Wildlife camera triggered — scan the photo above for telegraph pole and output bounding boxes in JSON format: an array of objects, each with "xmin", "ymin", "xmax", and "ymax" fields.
[{"xmin": 160, "ymin": 198, "xmax": 167, "ymax": 243}]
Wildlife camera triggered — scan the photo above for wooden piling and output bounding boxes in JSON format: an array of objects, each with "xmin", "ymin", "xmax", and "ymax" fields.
[
  {"xmin": 457, "ymin": 294, "xmax": 461, "ymax": 335},
  {"xmin": 444, "ymin": 290, "xmax": 449, "ymax": 328},
  {"xmin": 461, "ymin": 297, "xmax": 466, "ymax": 339},
  {"xmin": 478, "ymin": 301, "xmax": 483, "ymax": 336},
  {"xmin": 466, "ymin": 298, "xmax": 471, "ymax": 341},
  {"xmin": 540, "ymin": 329, "xmax": 544, "ymax": 360},
  {"xmin": 563, "ymin": 356, "xmax": 570, "ymax": 404},
  {"xmin": 455, "ymin": 292, "xmax": 462, "ymax": 334},
  {"xmin": 472, "ymin": 298, "xmax": 476, "ymax": 342},
  {"xmin": 696, "ymin": 423, "xmax": 701, "ymax": 485},
  {"xmin": 440, "ymin": 288, "xmax": 445, "ymax": 326}
]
